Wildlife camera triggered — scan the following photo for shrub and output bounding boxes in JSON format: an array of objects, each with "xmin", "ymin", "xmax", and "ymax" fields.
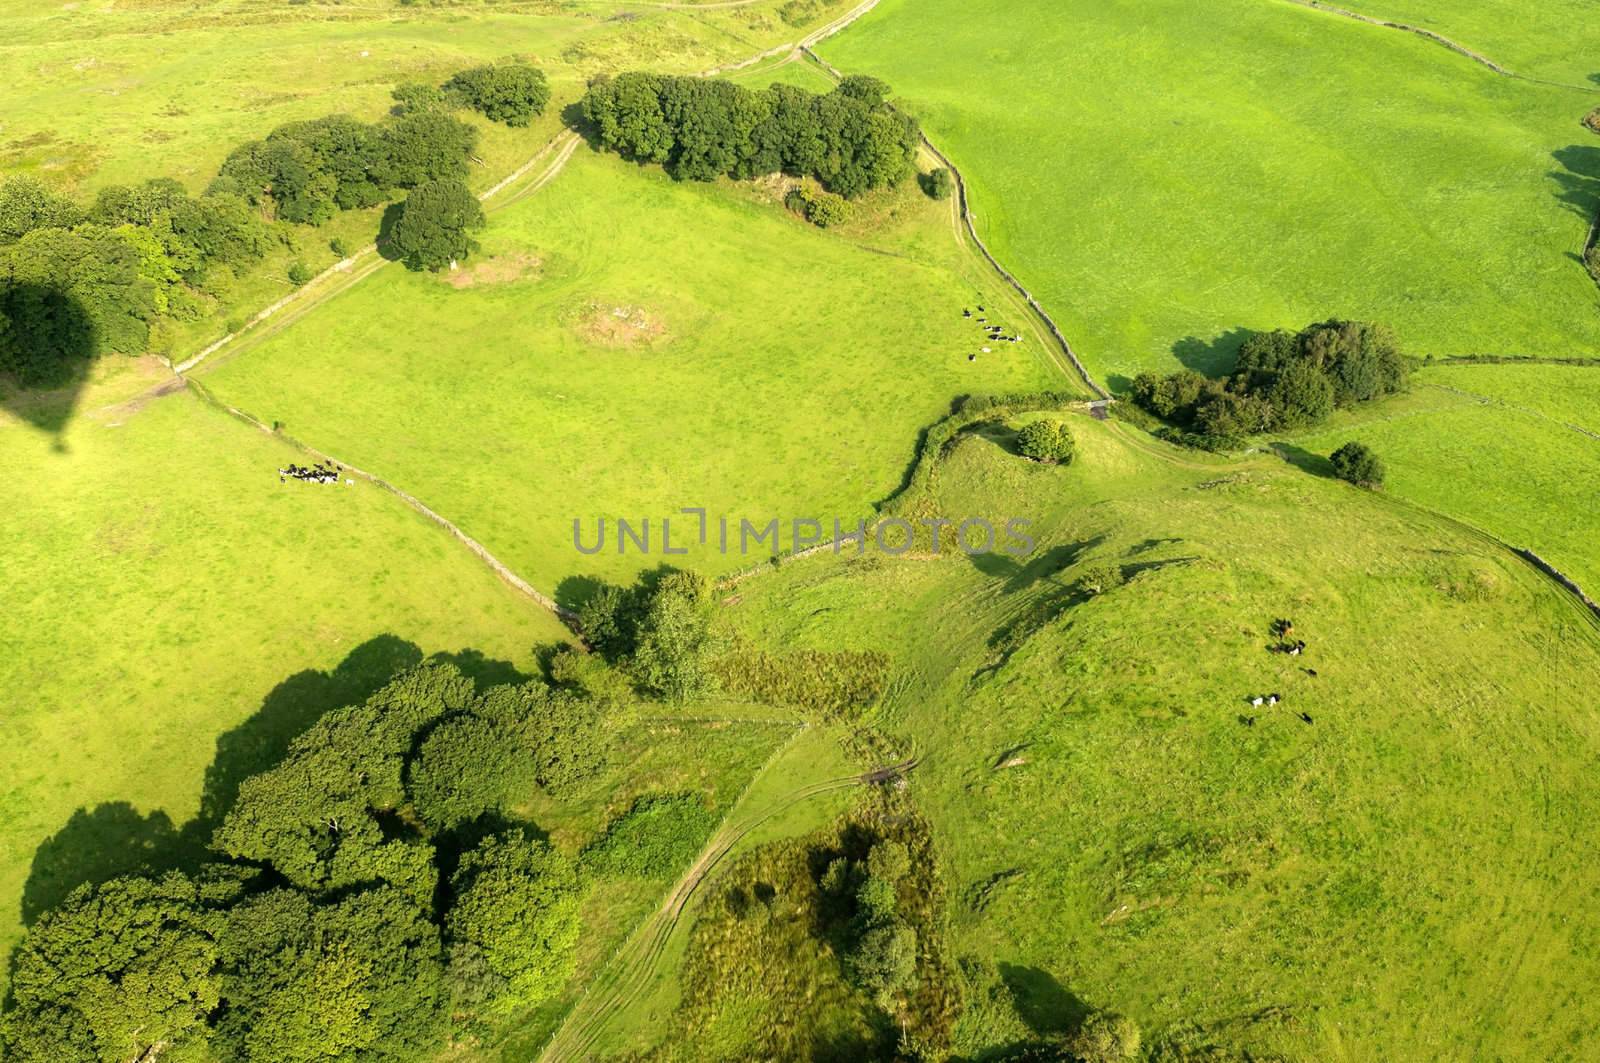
[
  {"xmin": 1586, "ymin": 106, "xmax": 1600, "ymax": 135},
  {"xmin": 287, "ymin": 259, "xmax": 313, "ymax": 286},
  {"xmin": 1329, "ymin": 440, "xmax": 1385, "ymax": 489},
  {"xmin": 786, "ymin": 185, "xmax": 851, "ymax": 228},
  {"xmin": 923, "ymin": 167, "xmax": 954, "ymax": 200},
  {"xmin": 1015, "ymin": 418, "xmax": 1075, "ymax": 463},
  {"xmin": 1074, "ymin": 561, "xmax": 1126, "ymax": 596},
  {"xmin": 1066, "ymin": 1011, "xmax": 1141, "ymax": 1063},
  {"xmin": 329, "ymin": 236, "xmax": 349, "ymax": 257},
  {"xmin": 582, "ymin": 793, "xmax": 718, "ymax": 878}
]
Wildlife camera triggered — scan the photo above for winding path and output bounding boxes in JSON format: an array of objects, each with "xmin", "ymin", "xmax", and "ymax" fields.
[{"xmin": 536, "ymin": 755, "xmax": 919, "ymax": 1063}]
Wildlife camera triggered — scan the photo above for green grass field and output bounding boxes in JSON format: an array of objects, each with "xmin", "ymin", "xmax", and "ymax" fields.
[
  {"xmin": 198, "ymin": 147, "xmax": 1067, "ymax": 595},
  {"xmin": 703, "ymin": 413, "xmax": 1600, "ymax": 1059},
  {"xmin": 820, "ymin": 0, "xmax": 1600, "ymax": 382},
  {"xmin": 1287, "ymin": 364, "xmax": 1600, "ymax": 592},
  {"xmin": 1332, "ymin": 0, "xmax": 1600, "ymax": 84},
  {"xmin": 0, "ymin": 359, "xmax": 577, "ymax": 983}
]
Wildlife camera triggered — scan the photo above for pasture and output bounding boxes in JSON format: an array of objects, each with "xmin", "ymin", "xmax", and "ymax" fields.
[
  {"xmin": 198, "ymin": 147, "xmax": 1067, "ymax": 596},
  {"xmin": 700, "ymin": 412, "xmax": 1600, "ymax": 1059},
  {"xmin": 819, "ymin": 0, "xmax": 1600, "ymax": 381},
  {"xmin": 1289, "ymin": 362, "xmax": 1600, "ymax": 592},
  {"xmin": 0, "ymin": 358, "xmax": 574, "ymax": 982},
  {"xmin": 1332, "ymin": 0, "xmax": 1600, "ymax": 84},
  {"xmin": 0, "ymin": 0, "xmax": 801, "ymax": 194}
]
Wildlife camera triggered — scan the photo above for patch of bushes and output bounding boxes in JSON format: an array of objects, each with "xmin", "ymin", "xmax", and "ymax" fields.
[
  {"xmin": 582, "ymin": 73, "xmax": 918, "ymax": 198},
  {"xmin": 1329, "ymin": 440, "xmax": 1385, "ymax": 489},
  {"xmin": 712, "ymin": 648, "xmax": 891, "ymax": 718},
  {"xmin": 785, "ymin": 184, "xmax": 852, "ymax": 228},
  {"xmin": 1015, "ymin": 418, "xmax": 1075, "ymax": 463},
  {"xmin": 578, "ymin": 568, "xmax": 721, "ymax": 702},
  {"xmin": 1130, "ymin": 320, "xmax": 1410, "ymax": 446},
  {"xmin": 921, "ymin": 166, "xmax": 954, "ymax": 200},
  {"xmin": 581, "ymin": 793, "xmax": 718, "ymax": 879},
  {"xmin": 286, "ymin": 259, "xmax": 313, "ymax": 286}
]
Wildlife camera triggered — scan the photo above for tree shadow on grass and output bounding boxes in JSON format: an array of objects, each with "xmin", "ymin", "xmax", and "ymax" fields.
[
  {"xmin": 0, "ymin": 285, "xmax": 101, "ymax": 448},
  {"xmin": 998, "ymin": 963, "xmax": 1089, "ymax": 1037},
  {"xmin": 967, "ymin": 536, "xmax": 1105, "ymax": 594},
  {"xmin": 1271, "ymin": 441, "xmax": 1335, "ymax": 479},
  {"xmin": 1172, "ymin": 327, "xmax": 1255, "ymax": 377},
  {"xmin": 1550, "ymin": 145, "xmax": 1600, "ymax": 224},
  {"xmin": 15, "ymin": 634, "xmax": 496, "ymax": 933}
]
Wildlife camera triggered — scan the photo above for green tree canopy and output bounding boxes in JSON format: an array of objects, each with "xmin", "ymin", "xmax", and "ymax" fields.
[
  {"xmin": 389, "ymin": 177, "xmax": 485, "ymax": 272},
  {"xmin": 1330, "ymin": 440, "xmax": 1385, "ymax": 489},
  {"xmin": 3, "ymin": 872, "xmax": 219, "ymax": 1063},
  {"xmin": 1015, "ymin": 418, "xmax": 1076, "ymax": 463},
  {"xmin": 0, "ymin": 175, "xmax": 82, "ymax": 243},
  {"xmin": 445, "ymin": 63, "xmax": 552, "ymax": 127},
  {"xmin": 446, "ymin": 830, "xmax": 582, "ymax": 1014}
]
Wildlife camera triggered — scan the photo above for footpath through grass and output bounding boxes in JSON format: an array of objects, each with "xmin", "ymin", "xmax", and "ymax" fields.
[
  {"xmin": 200, "ymin": 148, "xmax": 1065, "ymax": 596},
  {"xmin": 820, "ymin": 0, "xmax": 1600, "ymax": 381}
]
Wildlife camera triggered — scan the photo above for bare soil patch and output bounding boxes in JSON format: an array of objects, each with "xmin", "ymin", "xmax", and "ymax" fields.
[
  {"xmin": 574, "ymin": 300, "xmax": 669, "ymax": 349},
  {"xmin": 442, "ymin": 252, "xmax": 542, "ymax": 290}
]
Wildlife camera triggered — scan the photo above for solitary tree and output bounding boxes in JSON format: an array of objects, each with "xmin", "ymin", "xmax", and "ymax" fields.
[
  {"xmin": 389, "ymin": 178, "xmax": 484, "ymax": 272},
  {"xmin": 1329, "ymin": 440, "xmax": 1385, "ymax": 489},
  {"xmin": 923, "ymin": 166, "xmax": 954, "ymax": 200}
]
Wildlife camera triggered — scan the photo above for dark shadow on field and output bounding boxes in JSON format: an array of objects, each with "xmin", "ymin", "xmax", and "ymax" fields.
[
  {"xmin": 19, "ymin": 804, "xmax": 203, "ymax": 928},
  {"xmin": 967, "ymin": 535, "xmax": 1105, "ymax": 594},
  {"xmin": 554, "ymin": 574, "xmax": 607, "ymax": 613},
  {"xmin": 560, "ymin": 100, "xmax": 592, "ymax": 141},
  {"xmin": 1172, "ymin": 327, "xmax": 1254, "ymax": 377},
  {"xmin": 16, "ymin": 635, "xmax": 435, "ymax": 933},
  {"xmin": 998, "ymin": 963, "xmax": 1089, "ymax": 1036},
  {"xmin": 1104, "ymin": 372, "xmax": 1134, "ymax": 396},
  {"xmin": 1549, "ymin": 145, "xmax": 1600, "ymax": 222},
  {"xmin": 1270, "ymin": 441, "xmax": 1335, "ymax": 479},
  {"xmin": 0, "ymin": 285, "xmax": 101, "ymax": 446},
  {"xmin": 428, "ymin": 648, "xmax": 530, "ymax": 691},
  {"xmin": 375, "ymin": 200, "xmax": 405, "ymax": 262}
]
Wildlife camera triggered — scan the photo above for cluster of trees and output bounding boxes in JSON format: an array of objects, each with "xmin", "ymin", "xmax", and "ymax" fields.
[
  {"xmin": 213, "ymin": 110, "xmax": 478, "ymax": 227},
  {"xmin": 1, "ymin": 59, "xmax": 513, "ymax": 386},
  {"xmin": 579, "ymin": 568, "xmax": 723, "ymax": 702},
  {"xmin": 1130, "ymin": 320, "xmax": 1411, "ymax": 445},
  {"xmin": 824, "ymin": 839, "xmax": 920, "ymax": 1007},
  {"xmin": 392, "ymin": 62, "xmax": 552, "ymax": 129},
  {"xmin": 1, "ymin": 661, "xmax": 612, "ymax": 1062},
  {"xmin": 0, "ymin": 175, "xmax": 268, "ymax": 384},
  {"xmin": 1016, "ymin": 418, "xmax": 1076, "ymax": 463},
  {"xmin": 581, "ymin": 73, "xmax": 920, "ymax": 197}
]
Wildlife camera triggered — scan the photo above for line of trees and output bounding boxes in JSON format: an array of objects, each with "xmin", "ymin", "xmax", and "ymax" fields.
[
  {"xmin": 1, "ymin": 660, "xmax": 611, "ymax": 1062},
  {"xmin": 1130, "ymin": 320, "xmax": 1411, "ymax": 446},
  {"xmin": 580, "ymin": 73, "xmax": 919, "ymax": 198}
]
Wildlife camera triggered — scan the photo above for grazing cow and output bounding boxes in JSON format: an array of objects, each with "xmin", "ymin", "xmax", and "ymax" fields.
[
  {"xmin": 1299, "ymin": 712, "xmax": 1314, "ymax": 724},
  {"xmin": 1305, "ymin": 669, "xmax": 1318, "ymax": 677},
  {"xmin": 1251, "ymin": 696, "xmax": 1264, "ymax": 707},
  {"xmin": 968, "ymin": 354, "xmax": 976, "ymax": 361},
  {"xmin": 1239, "ymin": 715, "xmax": 1256, "ymax": 727}
]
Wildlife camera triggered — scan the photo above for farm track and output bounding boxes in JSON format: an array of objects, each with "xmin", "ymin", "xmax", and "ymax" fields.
[
  {"xmin": 144, "ymin": 0, "xmax": 886, "ymax": 628},
  {"xmin": 535, "ymin": 753, "xmax": 920, "ymax": 1063}
]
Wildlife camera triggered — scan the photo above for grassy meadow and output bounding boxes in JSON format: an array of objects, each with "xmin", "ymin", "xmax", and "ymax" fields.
[
  {"xmin": 1287, "ymin": 363, "xmax": 1600, "ymax": 592},
  {"xmin": 0, "ymin": 358, "xmax": 576, "ymax": 983},
  {"xmin": 0, "ymin": 0, "xmax": 804, "ymax": 194},
  {"xmin": 198, "ymin": 147, "xmax": 1068, "ymax": 596},
  {"xmin": 820, "ymin": 0, "xmax": 1600, "ymax": 382},
  {"xmin": 1333, "ymin": 0, "xmax": 1600, "ymax": 84},
  {"xmin": 697, "ymin": 413, "xmax": 1600, "ymax": 1060}
]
